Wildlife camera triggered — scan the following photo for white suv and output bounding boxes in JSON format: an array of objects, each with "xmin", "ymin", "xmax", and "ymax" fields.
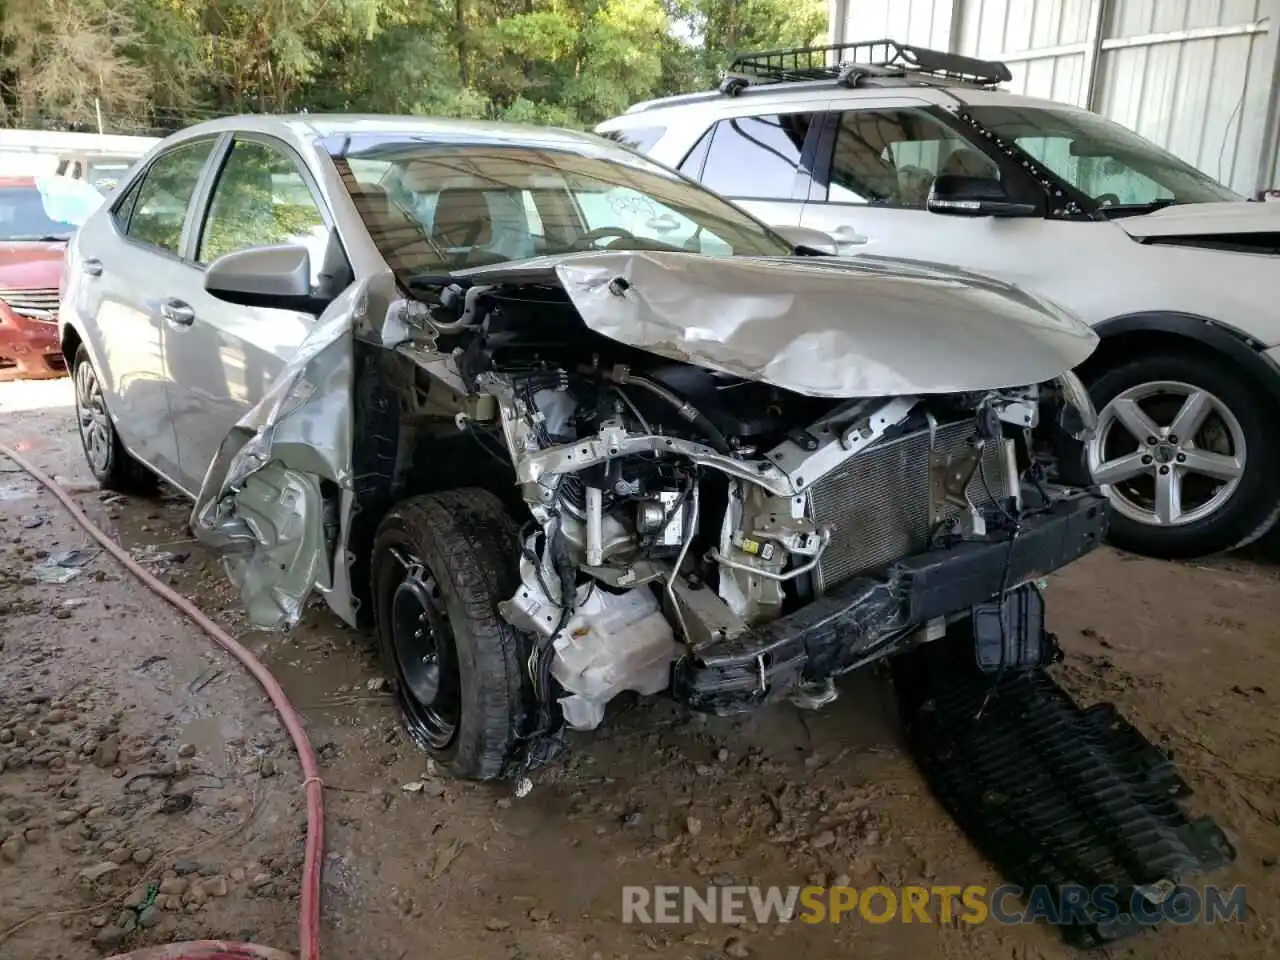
[{"xmin": 597, "ymin": 40, "xmax": 1280, "ymax": 560}]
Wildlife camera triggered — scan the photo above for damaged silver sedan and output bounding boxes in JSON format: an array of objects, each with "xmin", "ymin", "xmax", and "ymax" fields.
[{"xmin": 59, "ymin": 115, "xmax": 1107, "ymax": 780}]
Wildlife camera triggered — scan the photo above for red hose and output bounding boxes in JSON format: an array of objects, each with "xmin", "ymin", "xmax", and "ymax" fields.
[{"xmin": 0, "ymin": 441, "xmax": 322, "ymax": 960}]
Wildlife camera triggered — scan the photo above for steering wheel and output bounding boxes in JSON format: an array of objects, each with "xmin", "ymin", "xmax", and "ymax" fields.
[{"xmin": 572, "ymin": 226, "xmax": 636, "ymax": 250}]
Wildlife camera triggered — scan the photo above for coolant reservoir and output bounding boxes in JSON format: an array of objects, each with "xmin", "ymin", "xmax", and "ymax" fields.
[{"xmin": 552, "ymin": 586, "xmax": 678, "ymax": 731}]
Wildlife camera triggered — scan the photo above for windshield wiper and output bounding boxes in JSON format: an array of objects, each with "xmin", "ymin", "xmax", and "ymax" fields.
[{"xmin": 1096, "ymin": 198, "xmax": 1180, "ymax": 218}]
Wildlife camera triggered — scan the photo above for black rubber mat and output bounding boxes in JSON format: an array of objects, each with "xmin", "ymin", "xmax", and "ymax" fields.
[{"xmin": 892, "ymin": 635, "xmax": 1236, "ymax": 947}]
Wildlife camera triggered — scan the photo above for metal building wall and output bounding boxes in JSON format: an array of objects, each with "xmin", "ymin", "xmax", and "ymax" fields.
[{"xmin": 830, "ymin": 0, "xmax": 1280, "ymax": 195}]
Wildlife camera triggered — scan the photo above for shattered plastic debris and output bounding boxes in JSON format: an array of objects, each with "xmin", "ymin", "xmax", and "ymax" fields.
[
  {"xmin": 32, "ymin": 549, "xmax": 98, "ymax": 584},
  {"xmin": 32, "ymin": 565, "xmax": 79, "ymax": 585},
  {"xmin": 0, "ymin": 485, "xmax": 35, "ymax": 502},
  {"xmin": 401, "ymin": 781, "xmax": 426, "ymax": 793},
  {"xmin": 20, "ymin": 514, "xmax": 45, "ymax": 529},
  {"xmin": 129, "ymin": 545, "xmax": 190, "ymax": 569}
]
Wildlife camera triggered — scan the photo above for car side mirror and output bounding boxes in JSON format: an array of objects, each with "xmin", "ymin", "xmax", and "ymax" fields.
[
  {"xmin": 769, "ymin": 224, "xmax": 840, "ymax": 256},
  {"xmin": 204, "ymin": 244, "xmax": 324, "ymax": 313},
  {"xmin": 927, "ymin": 174, "xmax": 1037, "ymax": 218}
]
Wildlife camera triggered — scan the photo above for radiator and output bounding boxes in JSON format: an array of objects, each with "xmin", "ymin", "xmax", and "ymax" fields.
[{"xmin": 808, "ymin": 420, "xmax": 1013, "ymax": 592}]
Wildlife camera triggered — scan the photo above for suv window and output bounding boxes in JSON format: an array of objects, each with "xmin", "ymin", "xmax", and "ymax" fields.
[
  {"xmin": 963, "ymin": 105, "xmax": 1240, "ymax": 207},
  {"xmin": 677, "ymin": 127, "xmax": 713, "ymax": 180},
  {"xmin": 827, "ymin": 109, "xmax": 1000, "ymax": 209},
  {"xmin": 199, "ymin": 139, "xmax": 328, "ymax": 282},
  {"xmin": 695, "ymin": 114, "xmax": 814, "ymax": 200},
  {"xmin": 125, "ymin": 140, "xmax": 215, "ymax": 254}
]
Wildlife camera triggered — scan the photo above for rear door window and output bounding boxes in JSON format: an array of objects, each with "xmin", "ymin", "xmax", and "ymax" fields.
[
  {"xmin": 124, "ymin": 140, "xmax": 216, "ymax": 255},
  {"xmin": 695, "ymin": 114, "xmax": 814, "ymax": 200}
]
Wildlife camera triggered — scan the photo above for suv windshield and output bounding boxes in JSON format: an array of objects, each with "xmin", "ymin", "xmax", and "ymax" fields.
[
  {"xmin": 330, "ymin": 136, "xmax": 793, "ymax": 276},
  {"xmin": 965, "ymin": 105, "xmax": 1241, "ymax": 211}
]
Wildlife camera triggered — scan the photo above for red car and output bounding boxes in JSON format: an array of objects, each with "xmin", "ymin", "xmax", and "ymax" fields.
[{"xmin": 0, "ymin": 176, "xmax": 78, "ymax": 380}]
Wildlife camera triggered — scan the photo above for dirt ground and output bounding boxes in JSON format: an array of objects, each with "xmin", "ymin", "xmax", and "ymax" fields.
[{"xmin": 0, "ymin": 376, "xmax": 1277, "ymax": 960}]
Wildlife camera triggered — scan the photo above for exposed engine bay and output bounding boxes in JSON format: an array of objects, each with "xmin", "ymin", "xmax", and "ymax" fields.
[{"xmin": 380, "ymin": 253, "xmax": 1107, "ymax": 733}]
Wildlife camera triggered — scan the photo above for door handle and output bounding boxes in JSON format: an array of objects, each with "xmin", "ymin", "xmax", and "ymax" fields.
[
  {"xmin": 160, "ymin": 298, "xmax": 195, "ymax": 327},
  {"xmin": 81, "ymin": 258, "xmax": 103, "ymax": 277},
  {"xmin": 831, "ymin": 225, "xmax": 869, "ymax": 245}
]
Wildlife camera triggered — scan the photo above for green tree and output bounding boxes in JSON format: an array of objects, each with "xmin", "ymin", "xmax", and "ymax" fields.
[
  {"xmin": 0, "ymin": 0, "xmax": 153, "ymax": 130},
  {"xmin": 1, "ymin": 0, "xmax": 828, "ymax": 134}
]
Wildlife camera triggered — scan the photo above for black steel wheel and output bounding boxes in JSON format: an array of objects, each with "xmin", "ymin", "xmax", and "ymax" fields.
[
  {"xmin": 371, "ymin": 488, "xmax": 534, "ymax": 780},
  {"xmin": 389, "ymin": 569, "xmax": 460, "ymax": 751}
]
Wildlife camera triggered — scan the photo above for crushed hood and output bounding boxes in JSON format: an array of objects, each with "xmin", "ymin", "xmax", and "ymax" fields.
[
  {"xmin": 1114, "ymin": 201, "xmax": 1280, "ymax": 239},
  {"xmin": 462, "ymin": 251, "xmax": 1096, "ymax": 398}
]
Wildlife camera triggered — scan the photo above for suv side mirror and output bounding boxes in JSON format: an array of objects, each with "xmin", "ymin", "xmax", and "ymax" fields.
[
  {"xmin": 769, "ymin": 224, "xmax": 840, "ymax": 256},
  {"xmin": 205, "ymin": 244, "xmax": 324, "ymax": 313},
  {"xmin": 927, "ymin": 174, "xmax": 1037, "ymax": 218}
]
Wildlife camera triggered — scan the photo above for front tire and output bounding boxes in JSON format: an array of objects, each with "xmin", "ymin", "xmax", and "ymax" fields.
[
  {"xmin": 371, "ymin": 489, "xmax": 534, "ymax": 780},
  {"xmin": 1084, "ymin": 351, "xmax": 1280, "ymax": 558},
  {"xmin": 72, "ymin": 345, "xmax": 156, "ymax": 494}
]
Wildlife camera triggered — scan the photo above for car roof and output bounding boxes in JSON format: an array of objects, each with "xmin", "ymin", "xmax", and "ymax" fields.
[
  {"xmin": 598, "ymin": 85, "xmax": 1094, "ymax": 129},
  {"xmin": 164, "ymin": 113, "xmax": 611, "ymax": 152}
]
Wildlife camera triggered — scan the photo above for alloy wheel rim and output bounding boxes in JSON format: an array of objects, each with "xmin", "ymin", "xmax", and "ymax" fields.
[
  {"xmin": 1087, "ymin": 380, "xmax": 1246, "ymax": 528},
  {"xmin": 74, "ymin": 361, "xmax": 112, "ymax": 474},
  {"xmin": 390, "ymin": 568, "xmax": 460, "ymax": 751}
]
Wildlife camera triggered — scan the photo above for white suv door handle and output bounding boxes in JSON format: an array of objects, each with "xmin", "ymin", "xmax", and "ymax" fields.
[{"xmin": 831, "ymin": 225, "xmax": 869, "ymax": 245}]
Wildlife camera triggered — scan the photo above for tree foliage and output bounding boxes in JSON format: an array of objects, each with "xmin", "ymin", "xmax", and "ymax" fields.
[{"xmin": 0, "ymin": 0, "xmax": 825, "ymax": 132}]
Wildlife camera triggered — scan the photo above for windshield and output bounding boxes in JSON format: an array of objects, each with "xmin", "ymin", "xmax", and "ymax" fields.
[
  {"xmin": 0, "ymin": 176, "xmax": 104, "ymax": 241},
  {"xmin": 965, "ymin": 105, "xmax": 1241, "ymax": 210},
  {"xmin": 330, "ymin": 137, "xmax": 793, "ymax": 276},
  {"xmin": 0, "ymin": 184, "xmax": 78, "ymax": 241}
]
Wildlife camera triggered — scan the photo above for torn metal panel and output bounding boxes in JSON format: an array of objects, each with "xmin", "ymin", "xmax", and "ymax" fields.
[
  {"xmin": 534, "ymin": 250, "xmax": 1097, "ymax": 398},
  {"xmin": 191, "ymin": 281, "xmax": 368, "ymax": 630}
]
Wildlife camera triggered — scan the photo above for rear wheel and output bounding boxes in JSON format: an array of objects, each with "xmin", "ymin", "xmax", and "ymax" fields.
[
  {"xmin": 1085, "ymin": 351, "xmax": 1280, "ymax": 558},
  {"xmin": 371, "ymin": 489, "xmax": 533, "ymax": 780},
  {"xmin": 72, "ymin": 345, "xmax": 156, "ymax": 494}
]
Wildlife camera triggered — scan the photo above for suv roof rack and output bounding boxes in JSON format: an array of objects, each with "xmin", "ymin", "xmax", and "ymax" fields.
[{"xmin": 720, "ymin": 39, "xmax": 1012, "ymax": 93}]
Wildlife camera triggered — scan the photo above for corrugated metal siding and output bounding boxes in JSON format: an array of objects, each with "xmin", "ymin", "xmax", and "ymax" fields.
[
  {"xmin": 1108, "ymin": 0, "xmax": 1262, "ymax": 37},
  {"xmin": 832, "ymin": 0, "xmax": 1280, "ymax": 195},
  {"xmin": 958, "ymin": 0, "xmax": 1092, "ymax": 55},
  {"xmin": 838, "ymin": 0, "xmax": 956, "ymax": 51},
  {"xmin": 958, "ymin": 0, "xmax": 1092, "ymax": 104},
  {"xmin": 1095, "ymin": 0, "xmax": 1273, "ymax": 193}
]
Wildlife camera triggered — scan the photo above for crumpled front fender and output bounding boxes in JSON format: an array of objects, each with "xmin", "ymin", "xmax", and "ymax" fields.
[{"xmin": 191, "ymin": 281, "xmax": 369, "ymax": 630}]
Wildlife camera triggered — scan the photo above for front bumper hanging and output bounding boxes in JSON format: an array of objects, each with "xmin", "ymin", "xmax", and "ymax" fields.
[{"xmin": 671, "ymin": 490, "xmax": 1109, "ymax": 714}]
